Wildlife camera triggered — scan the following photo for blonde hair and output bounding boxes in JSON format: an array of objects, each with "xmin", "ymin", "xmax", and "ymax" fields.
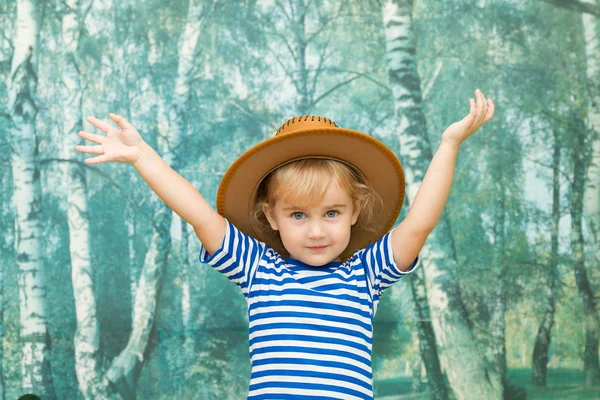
[{"xmin": 250, "ymin": 159, "xmax": 383, "ymax": 257}]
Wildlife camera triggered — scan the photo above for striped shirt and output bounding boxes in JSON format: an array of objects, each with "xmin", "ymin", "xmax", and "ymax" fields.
[{"xmin": 199, "ymin": 219, "xmax": 420, "ymax": 399}]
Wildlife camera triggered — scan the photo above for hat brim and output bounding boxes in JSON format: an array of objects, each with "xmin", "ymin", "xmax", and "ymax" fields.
[{"xmin": 216, "ymin": 127, "xmax": 405, "ymax": 260}]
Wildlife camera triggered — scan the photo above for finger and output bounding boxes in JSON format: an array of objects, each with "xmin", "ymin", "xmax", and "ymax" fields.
[
  {"xmin": 84, "ymin": 155, "xmax": 108, "ymax": 165},
  {"xmin": 75, "ymin": 144, "xmax": 104, "ymax": 155},
  {"xmin": 110, "ymin": 113, "xmax": 134, "ymax": 130},
  {"xmin": 480, "ymin": 91, "xmax": 488, "ymax": 121},
  {"xmin": 86, "ymin": 116, "xmax": 113, "ymax": 134},
  {"xmin": 475, "ymin": 89, "xmax": 487, "ymax": 126},
  {"xmin": 484, "ymin": 98, "xmax": 495, "ymax": 122},
  {"xmin": 470, "ymin": 98, "xmax": 477, "ymax": 117},
  {"xmin": 466, "ymin": 98, "xmax": 476, "ymax": 127},
  {"xmin": 78, "ymin": 130, "xmax": 105, "ymax": 144},
  {"xmin": 474, "ymin": 90, "xmax": 481, "ymax": 122}
]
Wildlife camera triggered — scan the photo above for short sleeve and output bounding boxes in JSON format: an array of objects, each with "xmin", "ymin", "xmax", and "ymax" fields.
[
  {"xmin": 357, "ymin": 228, "xmax": 420, "ymax": 299},
  {"xmin": 198, "ymin": 218, "xmax": 268, "ymax": 299}
]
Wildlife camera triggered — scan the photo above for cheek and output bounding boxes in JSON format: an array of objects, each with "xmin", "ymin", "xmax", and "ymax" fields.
[{"xmin": 278, "ymin": 222, "xmax": 298, "ymax": 241}]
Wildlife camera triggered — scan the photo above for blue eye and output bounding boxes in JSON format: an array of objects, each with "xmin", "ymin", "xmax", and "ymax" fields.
[
  {"xmin": 291, "ymin": 212, "xmax": 305, "ymax": 220},
  {"xmin": 290, "ymin": 210, "xmax": 339, "ymax": 220}
]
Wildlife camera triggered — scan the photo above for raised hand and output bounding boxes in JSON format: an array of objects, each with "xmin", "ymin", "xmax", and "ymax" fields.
[
  {"xmin": 75, "ymin": 113, "xmax": 144, "ymax": 164},
  {"xmin": 441, "ymin": 89, "xmax": 495, "ymax": 147}
]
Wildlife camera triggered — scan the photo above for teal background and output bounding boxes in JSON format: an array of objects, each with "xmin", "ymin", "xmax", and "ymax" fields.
[{"xmin": 1, "ymin": 0, "xmax": 599, "ymax": 399}]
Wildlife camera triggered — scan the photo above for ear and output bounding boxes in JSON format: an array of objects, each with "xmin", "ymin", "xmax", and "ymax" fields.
[
  {"xmin": 262, "ymin": 202, "xmax": 279, "ymax": 231},
  {"xmin": 351, "ymin": 201, "xmax": 361, "ymax": 226}
]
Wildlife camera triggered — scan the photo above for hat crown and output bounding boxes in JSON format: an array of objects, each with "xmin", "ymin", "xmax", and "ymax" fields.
[{"xmin": 276, "ymin": 115, "xmax": 338, "ymax": 136}]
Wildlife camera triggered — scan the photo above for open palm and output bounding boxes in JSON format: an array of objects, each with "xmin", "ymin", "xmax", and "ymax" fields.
[
  {"xmin": 75, "ymin": 113, "xmax": 144, "ymax": 164},
  {"xmin": 442, "ymin": 89, "xmax": 495, "ymax": 147}
]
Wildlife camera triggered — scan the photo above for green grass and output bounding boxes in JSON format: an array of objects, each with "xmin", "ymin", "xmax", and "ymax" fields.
[
  {"xmin": 508, "ymin": 368, "xmax": 599, "ymax": 400},
  {"xmin": 373, "ymin": 368, "xmax": 600, "ymax": 399}
]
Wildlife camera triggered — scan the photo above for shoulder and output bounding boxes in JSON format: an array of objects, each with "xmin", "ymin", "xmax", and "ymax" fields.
[{"xmin": 348, "ymin": 231, "xmax": 391, "ymax": 260}]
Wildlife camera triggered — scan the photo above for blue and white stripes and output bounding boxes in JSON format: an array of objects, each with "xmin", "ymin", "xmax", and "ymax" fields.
[{"xmin": 199, "ymin": 219, "xmax": 419, "ymax": 399}]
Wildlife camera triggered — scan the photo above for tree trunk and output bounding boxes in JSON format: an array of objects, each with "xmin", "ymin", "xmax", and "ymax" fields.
[
  {"xmin": 168, "ymin": 0, "xmax": 208, "ymax": 151},
  {"xmin": 581, "ymin": 0, "xmax": 600, "ymax": 267},
  {"xmin": 570, "ymin": 114, "xmax": 600, "ymax": 387},
  {"xmin": 410, "ymin": 266, "xmax": 449, "ymax": 400},
  {"xmin": 62, "ymin": 1, "xmax": 111, "ymax": 398},
  {"xmin": 292, "ymin": 0, "xmax": 310, "ymax": 114},
  {"xmin": 489, "ymin": 180, "xmax": 507, "ymax": 386},
  {"xmin": 381, "ymin": 1, "xmax": 502, "ymax": 399},
  {"xmin": 0, "ymin": 172, "xmax": 7, "ymax": 400},
  {"xmin": 8, "ymin": 1, "xmax": 57, "ymax": 398},
  {"xmin": 486, "ymin": 29, "xmax": 510, "ymax": 390},
  {"xmin": 531, "ymin": 127, "xmax": 561, "ymax": 387},
  {"xmin": 168, "ymin": 0, "xmax": 207, "ymax": 368},
  {"xmin": 0, "ymin": 7, "xmax": 14, "ymax": 399},
  {"xmin": 180, "ymin": 220, "xmax": 194, "ymax": 360},
  {"xmin": 411, "ymin": 355, "xmax": 423, "ymax": 393},
  {"xmin": 127, "ymin": 203, "xmax": 139, "ymax": 326},
  {"xmin": 105, "ymin": 215, "xmax": 170, "ymax": 398}
]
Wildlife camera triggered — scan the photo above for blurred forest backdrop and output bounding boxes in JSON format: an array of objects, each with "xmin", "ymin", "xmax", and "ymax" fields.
[{"xmin": 1, "ymin": 0, "xmax": 600, "ymax": 399}]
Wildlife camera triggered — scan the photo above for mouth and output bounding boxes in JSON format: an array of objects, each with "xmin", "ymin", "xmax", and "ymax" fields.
[{"xmin": 308, "ymin": 245, "xmax": 329, "ymax": 252}]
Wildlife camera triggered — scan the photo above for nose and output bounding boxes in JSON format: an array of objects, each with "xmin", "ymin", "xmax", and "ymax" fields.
[{"xmin": 307, "ymin": 220, "xmax": 325, "ymax": 239}]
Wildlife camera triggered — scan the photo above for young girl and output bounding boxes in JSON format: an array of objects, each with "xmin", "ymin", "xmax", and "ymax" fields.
[{"xmin": 76, "ymin": 89, "xmax": 494, "ymax": 399}]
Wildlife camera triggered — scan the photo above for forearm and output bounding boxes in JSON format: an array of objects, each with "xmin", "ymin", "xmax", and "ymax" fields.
[
  {"xmin": 405, "ymin": 140, "xmax": 460, "ymax": 234},
  {"xmin": 132, "ymin": 141, "xmax": 213, "ymax": 228}
]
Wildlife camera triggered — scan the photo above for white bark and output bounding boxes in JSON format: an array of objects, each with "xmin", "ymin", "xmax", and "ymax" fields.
[
  {"xmin": 0, "ymin": 158, "xmax": 9, "ymax": 398},
  {"xmin": 170, "ymin": 0, "xmax": 209, "ymax": 367},
  {"xmin": 61, "ymin": 1, "xmax": 110, "ymax": 398},
  {"xmin": 8, "ymin": 0, "xmax": 56, "ymax": 397},
  {"xmin": 165, "ymin": 0, "xmax": 210, "ymax": 356},
  {"xmin": 127, "ymin": 205, "xmax": 139, "ymax": 325},
  {"xmin": 181, "ymin": 221, "xmax": 192, "ymax": 349},
  {"xmin": 581, "ymin": 0, "xmax": 600, "ymax": 263},
  {"xmin": 0, "ymin": 235, "xmax": 4, "ymax": 399},
  {"xmin": 167, "ymin": 0, "xmax": 211, "ymax": 157}
]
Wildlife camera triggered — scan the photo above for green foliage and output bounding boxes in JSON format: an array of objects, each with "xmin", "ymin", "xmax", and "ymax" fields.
[{"xmin": 0, "ymin": 0, "xmax": 597, "ymax": 398}]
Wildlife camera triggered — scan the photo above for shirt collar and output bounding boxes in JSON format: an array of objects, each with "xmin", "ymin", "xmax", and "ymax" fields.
[{"xmin": 285, "ymin": 256, "xmax": 342, "ymax": 272}]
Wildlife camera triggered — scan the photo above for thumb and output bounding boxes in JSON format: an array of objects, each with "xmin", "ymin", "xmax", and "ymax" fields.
[{"xmin": 109, "ymin": 113, "xmax": 133, "ymax": 130}]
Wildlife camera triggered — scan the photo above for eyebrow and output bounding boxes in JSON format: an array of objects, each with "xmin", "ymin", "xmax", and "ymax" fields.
[{"xmin": 282, "ymin": 204, "xmax": 348, "ymax": 211}]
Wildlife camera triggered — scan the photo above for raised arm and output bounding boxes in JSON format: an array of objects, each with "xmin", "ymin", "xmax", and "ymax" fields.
[
  {"xmin": 75, "ymin": 114, "xmax": 226, "ymax": 254},
  {"xmin": 392, "ymin": 89, "xmax": 494, "ymax": 271},
  {"xmin": 132, "ymin": 140, "xmax": 226, "ymax": 254}
]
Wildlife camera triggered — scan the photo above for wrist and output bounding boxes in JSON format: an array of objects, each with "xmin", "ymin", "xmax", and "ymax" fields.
[
  {"xmin": 132, "ymin": 141, "xmax": 151, "ymax": 167},
  {"xmin": 440, "ymin": 138, "xmax": 461, "ymax": 152}
]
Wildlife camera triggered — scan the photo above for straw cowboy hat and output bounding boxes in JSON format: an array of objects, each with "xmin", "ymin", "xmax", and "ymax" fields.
[{"xmin": 216, "ymin": 115, "xmax": 405, "ymax": 260}]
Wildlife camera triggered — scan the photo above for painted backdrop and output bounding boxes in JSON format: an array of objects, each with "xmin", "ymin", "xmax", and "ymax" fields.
[{"xmin": 1, "ymin": 0, "xmax": 599, "ymax": 399}]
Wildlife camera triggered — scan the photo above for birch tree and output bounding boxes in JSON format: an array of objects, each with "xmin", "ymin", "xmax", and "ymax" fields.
[
  {"xmin": 7, "ymin": 0, "xmax": 57, "ymax": 398},
  {"xmin": 531, "ymin": 124, "xmax": 561, "ymax": 386},
  {"xmin": 409, "ymin": 266, "xmax": 449, "ymax": 400},
  {"xmin": 61, "ymin": 0, "xmax": 111, "ymax": 397},
  {"xmin": 165, "ymin": 1, "xmax": 218, "ymax": 378},
  {"xmin": 580, "ymin": 1, "xmax": 600, "ymax": 386},
  {"xmin": 0, "ymin": 2, "xmax": 15, "ymax": 398}
]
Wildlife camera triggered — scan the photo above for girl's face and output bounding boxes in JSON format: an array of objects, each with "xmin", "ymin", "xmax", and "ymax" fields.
[{"xmin": 262, "ymin": 179, "xmax": 360, "ymax": 266}]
